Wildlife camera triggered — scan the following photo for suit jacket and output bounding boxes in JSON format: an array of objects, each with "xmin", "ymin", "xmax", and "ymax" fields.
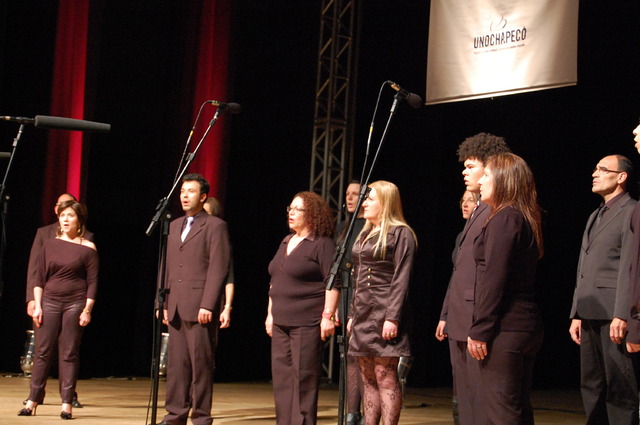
[
  {"xmin": 440, "ymin": 200, "xmax": 490, "ymax": 341},
  {"xmin": 570, "ymin": 192, "xmax": 636, "ymax": 320},
  {"xmin": 165, "ymin": 210, "xmax": 230, "ymax": 323},
  {"xmin": 627, "ymin": 203, "xmax": 640, "ymax": 342},
  {"xmin": 468, "ymin": 206, "xmax": 542, "ymax": 342},
  {"xmin": 26, "ymin": 222, "xmax": 94, "ymax": 303}
]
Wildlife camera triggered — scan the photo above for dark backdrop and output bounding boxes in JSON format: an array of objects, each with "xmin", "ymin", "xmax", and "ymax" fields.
[{"xmin": 0, "ymin": 1, "xmax": 639, "ymax": 390}]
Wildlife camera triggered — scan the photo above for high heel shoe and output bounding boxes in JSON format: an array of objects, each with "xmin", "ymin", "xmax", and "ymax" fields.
[
  {"xmin": 17, "ymin": 404, "xmax": 37, "ymax": 416},
  {"xmin": 60, "ymin": 411, "xmax": 72, "ymax": 420}
]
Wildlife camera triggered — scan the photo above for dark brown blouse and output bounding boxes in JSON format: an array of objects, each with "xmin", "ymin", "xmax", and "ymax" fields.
[
  {"xmin": 36, "ymin": 238, "xmax": 99, "ymax": 302},
  {"xmin": 348, "ymin": 225, "xmax": 416, "ymax": 357},
  {"xmin": 268, "ymin": 234, "xmax": 336, "ymax": 327}
]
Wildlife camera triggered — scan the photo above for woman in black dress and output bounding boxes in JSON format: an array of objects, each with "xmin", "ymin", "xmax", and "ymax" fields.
[
  {"xmin": 347, "ymin": 180, "xmax": 417, "ymax": 425},
  {"xmin": 19, "ymin": 200, "xmax": 98, "ymax": 420}
]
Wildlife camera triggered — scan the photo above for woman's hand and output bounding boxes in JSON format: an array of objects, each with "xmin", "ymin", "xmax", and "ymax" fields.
[
  {"xmin": 382, "ymin": 320, "xmax": 399, "ymax": 340},
  {"xmin": 320, "ymin": 317, "xmax": 335, "ymax": 341},
  {"xmin": 219, "ymin": 307, "xmax": 231, "ymax": 329},
  {"xmin": 467, "ymin": 336, "xmax": 488, "ymax": 360},
  {"xmin": 79, "ymin": 310, "xmax": 91, "ymax": 327},
  {"xmin": 31, "ymin": 305, "xmax": 43, "ymax": 328},
  {"xmin": 347, "ymin": 318, "xmax": 353, "ymax": 335},
  {"xmin": 265, "ymin": 314, "xmax": 273, "ymax": 337}
]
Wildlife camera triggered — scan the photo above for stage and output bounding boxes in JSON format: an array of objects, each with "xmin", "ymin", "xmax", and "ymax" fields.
[{"xmin": 0, "ymin": 374, "xmax": 585, "ymax": 424}]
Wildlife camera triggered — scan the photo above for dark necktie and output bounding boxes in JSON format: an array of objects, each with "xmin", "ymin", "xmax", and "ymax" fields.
[{"xmin": 589, "ymin": 205, "xmax": 608, "ymax": 240}]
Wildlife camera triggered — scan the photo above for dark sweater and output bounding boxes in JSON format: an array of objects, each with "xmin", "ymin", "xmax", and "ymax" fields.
[
  {"xmin": 268, "ymin": 234, "xmax": 336, "ymax": 327},
  {"xmin": 36, "ymin": 238, "xmax": 99, "ymax": 302}
]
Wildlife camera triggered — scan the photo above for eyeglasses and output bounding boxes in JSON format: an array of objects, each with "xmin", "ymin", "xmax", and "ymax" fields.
[
  {"xmin": 593, "ymin": 166, "xmax": 625, "ymax": 175},
  {"xmin": 286, "ymin": 206, "xmax": 306, "ymax": 214}
]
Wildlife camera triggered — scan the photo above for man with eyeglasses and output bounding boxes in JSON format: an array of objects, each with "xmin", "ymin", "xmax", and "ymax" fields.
[{"xmin": 569, "ymin": 155, "xmax": 638, "ymax": 425}]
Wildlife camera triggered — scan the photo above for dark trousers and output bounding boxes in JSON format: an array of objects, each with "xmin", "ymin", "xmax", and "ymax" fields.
[
  {"xmin": 29, "ymin": 298, "xmax": 84, "ymax": 404},
  {"xmin": 580, "ymin": 319, "xmax": 639, "ymax": 425},
  {"xmin": 448, "ymin": 339, "xmax": 484, "ymax": 425},
  {"xmin": 271, "ymin": 324, "xmax": 322, "ymax": 425},
  {"xmin": 163, "ymin": 312, "xmax": 216, "ymax": 425},
  {"xmin": 477, "ymin": 330, "xmax": 543, "ymax": 425}
]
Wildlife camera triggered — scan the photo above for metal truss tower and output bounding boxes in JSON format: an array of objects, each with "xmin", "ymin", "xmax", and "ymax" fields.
[
  {"xmin": 310, "ymin": 0, "xmax": 360, "ymax": 225},
  {"xmin": 311, "ymin": 0, "xmax": 361, "ymax": 384}
]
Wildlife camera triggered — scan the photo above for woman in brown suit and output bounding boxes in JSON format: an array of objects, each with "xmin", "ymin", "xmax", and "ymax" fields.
[
  {"xmin": 347, "ymin": 180, "xmax": 417, "ymax": 425},
  {"xmin": 468, "ymin": 153, "xmax": 544, "ymax": 425}
]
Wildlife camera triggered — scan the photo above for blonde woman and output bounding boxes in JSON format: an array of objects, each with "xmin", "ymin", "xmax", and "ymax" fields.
[{"xmin": 347, "ymin": 181, "xmax": 417, "ymax": 425}]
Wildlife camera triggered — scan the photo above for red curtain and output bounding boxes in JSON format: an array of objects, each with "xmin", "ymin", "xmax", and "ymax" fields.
[
  {"xmin": 188, "ymin": 1, "xmax": 231, "ymax": 201},
  {"xmin": 42, "ymin": 1, "xmax": 232, "ymax": 221},
  {"xmin": 42, "ymin": 0, "xmax": 89, "ymax": 223}
]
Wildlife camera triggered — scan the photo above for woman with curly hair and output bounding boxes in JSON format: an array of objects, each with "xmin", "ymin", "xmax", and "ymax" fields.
[
  {"xmin": 347, "ymin": 180, "xmax": 417, "ymax": 425},
  {"xmin": 265, "ymin": 191, "xmax": 339, "ymax": 425}
]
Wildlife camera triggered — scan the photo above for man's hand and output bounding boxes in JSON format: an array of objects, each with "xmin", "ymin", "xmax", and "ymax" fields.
[
  {"xmin": 435, "ymin": 320, "xmax": 448, "ymax": 341},
  {"xmin": 569, "ymin": 319, "xmax": 581, "ymax": 345},
  {"xmin": 198, "ymin": 308, "xmax": 213, "ymax": 324},
  {"xmin": 610, "ymin": 317, "xmax": 627, "ymax": 345}
]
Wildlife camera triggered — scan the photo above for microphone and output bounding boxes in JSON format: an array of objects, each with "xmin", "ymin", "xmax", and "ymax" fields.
[
  {"xmin": 0, "ymin": 116, "xmax": 35, "ymax": 125},
  {"xmin": 0, "ymin": 115, "xmax": 110, "ymax": 132},
  {"xmin": 386, "ymin": 81, "xmax": 423, "ymax": 109},
  {"xmin": 34, "ymin": 115, "xmax": 111, "ymax": 133},
  {"xmin": 206, "ymin": 100, "xmax": 242, "ymax": 114}
]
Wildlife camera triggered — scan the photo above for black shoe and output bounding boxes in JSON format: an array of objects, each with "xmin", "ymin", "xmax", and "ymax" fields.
[
  {"xmin": 346, "ymin": 412, "xmax": 362, "ymax": 425},
  {"xmin": 17, "ymin": 406, "xmax": 37, "ymax": 416},
  {"xmin": 60, "ymin": 411, "xmax": 72, "ymax": 420},
  {"xmin": 72, "ymin": 398, "xmax": 83, "ymax": 408}
]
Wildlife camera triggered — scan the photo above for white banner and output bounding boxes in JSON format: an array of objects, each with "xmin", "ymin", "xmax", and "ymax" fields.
[{"xmin": 426, "ymin": 0, "xmax": 578, "ymax": 105}]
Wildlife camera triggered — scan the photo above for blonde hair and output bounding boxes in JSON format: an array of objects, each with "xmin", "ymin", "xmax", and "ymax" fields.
[{"xmin": 359, "ymin": 180, "xmax": 417, "ymax": 258}]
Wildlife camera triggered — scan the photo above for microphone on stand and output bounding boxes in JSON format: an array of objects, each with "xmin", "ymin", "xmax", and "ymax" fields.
[
  {"xmin": 206, "ymin": 101, "xmax": 242, "ymax": 114},
  {"xmin": 0, "ymin": 115, "xmax": 111, "ymax": 133},
  {"xmin": 386, "ymin": 81, "xmax": 423, "ymax": 108}
]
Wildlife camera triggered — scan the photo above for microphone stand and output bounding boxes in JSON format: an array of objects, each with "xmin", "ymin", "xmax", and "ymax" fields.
[
  {"xmin": 328, "ymin": 91, "xmax": 408, "ymax": 424},
  {"xmin": 0, "ymin": 124, "xmax": 25, "ymax": 313},
  {"xmin": 146, "ymin": 106, "xmax": 226, "ymax": 425}
]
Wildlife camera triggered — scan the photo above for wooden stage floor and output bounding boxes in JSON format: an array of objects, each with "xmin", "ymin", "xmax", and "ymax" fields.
[{"xmin": 0, "ymin": 374, "xmax": 586, "ymax": 424}]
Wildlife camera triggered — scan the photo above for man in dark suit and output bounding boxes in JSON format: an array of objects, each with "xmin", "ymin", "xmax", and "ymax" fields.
[
  {"xmin": 569, "ymin": 154, "xmax": 638, "ymax": 425},
  {"xmin": 159, "ymin": 173, "xmax": 230, "ymax": 425},
  {"xmin": 25, "ymin": 192, "xmax": 93, "ymax": 409},
  {"xmin": 435, "ymin": 133, "xmax": 510, "ymax": 425}
]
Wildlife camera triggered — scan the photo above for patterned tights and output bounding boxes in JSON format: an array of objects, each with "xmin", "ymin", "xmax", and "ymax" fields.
[{"xmin": 357, "ymin": 356, "xmax": 402, "ymax": 425}]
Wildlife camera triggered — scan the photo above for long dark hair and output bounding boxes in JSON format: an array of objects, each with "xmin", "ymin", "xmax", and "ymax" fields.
[{"xmin": 484, "ymin": 153, "xmax": 544, "ymax": 258}]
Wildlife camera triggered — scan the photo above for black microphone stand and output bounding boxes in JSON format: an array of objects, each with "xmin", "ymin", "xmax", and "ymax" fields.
[
  {"xmin": 328, "ymin": 90, "xmax": 410, "ymax": 424},
  {"xmin": 146, "ymin": 105, "xmax": 227, "ymax": 425},
  {"xmin": 0, "ymin": 124, "xmax": 24, "ymax": 313}
]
